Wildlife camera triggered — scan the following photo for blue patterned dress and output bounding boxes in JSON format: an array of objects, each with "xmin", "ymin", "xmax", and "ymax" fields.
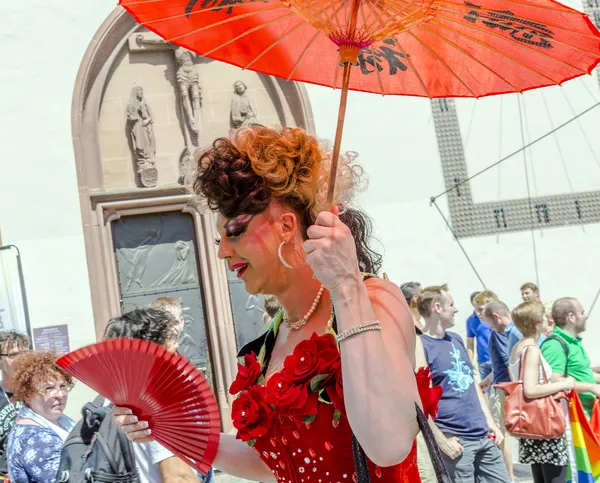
[{"xmin": 6, "ymin": 424, "xmax": 63, "ymax": 483}]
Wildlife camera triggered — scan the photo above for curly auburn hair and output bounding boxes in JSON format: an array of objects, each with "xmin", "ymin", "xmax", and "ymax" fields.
[
  {"xmin": 12, "ymin": 351, "xmax": 73, "ymax": 402},
  {"xmin": 194, "ymin": 125, "xmax": 382, "ymax": 273}
]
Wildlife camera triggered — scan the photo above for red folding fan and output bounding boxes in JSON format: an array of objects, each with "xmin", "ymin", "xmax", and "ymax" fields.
[{"xmin": 56, "ymin": 338, "xmax": 220, "ymax": 474}]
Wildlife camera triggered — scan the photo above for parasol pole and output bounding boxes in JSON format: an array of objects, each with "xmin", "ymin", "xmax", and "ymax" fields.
[
  {"xmin": 326, "ymin": 0, "xmax": 361, "ymax": 205},
  {"xmin": 327, "ymin": 62, "xmax": 354, "ymax": 204}
]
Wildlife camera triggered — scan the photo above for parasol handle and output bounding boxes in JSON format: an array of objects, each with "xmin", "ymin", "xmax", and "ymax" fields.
[{"xmin": 327, "ymin": 62, "xmax": 353, "ymax": 205}]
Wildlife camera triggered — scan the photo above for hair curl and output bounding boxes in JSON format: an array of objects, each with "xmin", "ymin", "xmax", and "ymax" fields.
[
  {"xmin": 194, "ymin": 125, "xmax": 381, "ymax": 273},
  {"xmin": 12, "ymin": 351, "xmax": 73, "ymax": 403}
]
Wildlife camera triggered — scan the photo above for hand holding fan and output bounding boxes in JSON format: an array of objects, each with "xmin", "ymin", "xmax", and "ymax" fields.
[{"xmin": 56, "ymin": 338, "xmax": 220, "ymax": 474}]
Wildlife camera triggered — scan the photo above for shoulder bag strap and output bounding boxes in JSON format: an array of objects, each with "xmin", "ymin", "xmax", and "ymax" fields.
[{"xmin": 543, "ymin": 335, "xmax": 569, "ymax": 377}]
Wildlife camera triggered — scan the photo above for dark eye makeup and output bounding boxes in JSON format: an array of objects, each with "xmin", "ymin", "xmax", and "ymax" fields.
[{"xmin": 214, "ymin": 214, "xmax": 255, "ymax": 246}]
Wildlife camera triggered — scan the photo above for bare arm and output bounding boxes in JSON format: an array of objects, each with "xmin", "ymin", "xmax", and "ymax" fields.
[
  {"xmin": 304, "ymin": 210, "xmax": 418, "ymax": 467},
  {"xmin": 522, "ymin": 346, "xmax": 573, "ymax": 399},
  {"xmin": 159, "ymin": 457, "xmax": 200, "ymax": 483},
  {"xmin": 333, "ymin": 278, "xmax": 420, "ymax": 467},
  {"xmin": 427, "ymin": 418, "xmax": 464, "ymax": 459},
  {"xmin": 550, "ymin": 374, "xmax": 600, "ymax": 396},
  {"xmin": 466, "ymin": 337, "xmax": 476, "ymax": 365},
  {"xmin": 213, "ymin": 434, "xmax": 275, "ymax": 482},
  {"xmin": 112, "ymin": 408, "xmax": 274, "ymax": 483}
]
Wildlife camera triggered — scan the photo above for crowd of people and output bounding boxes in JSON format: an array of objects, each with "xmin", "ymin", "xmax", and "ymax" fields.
[
  {"xmin": 0, "ymin": 125, "xmax": 598, "ymax": 483},
  {"xmin": 0, "ymin": 298, "xmax": 215, "ymax": 483},
  {"xmin": 403, "ymin": 281, "xmax": 599, "ymax": 483}
]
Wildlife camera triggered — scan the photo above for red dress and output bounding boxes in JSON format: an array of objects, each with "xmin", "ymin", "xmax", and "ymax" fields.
[{"xmin": 230, "ymin": 314, "xmax": 439, "ymax": 483}]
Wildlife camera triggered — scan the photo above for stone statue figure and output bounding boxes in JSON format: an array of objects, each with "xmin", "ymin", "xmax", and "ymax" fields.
[
  {"xmin": 175, "ymin": 47, "xmax": 202, "ymax": 135},
  {"xmin": 230, "ymin": 81, "xmax": 259, "ymax": 129},
  {"xmin": 126, "ymin": 86, "xmax": 158, "ymax": 187}
]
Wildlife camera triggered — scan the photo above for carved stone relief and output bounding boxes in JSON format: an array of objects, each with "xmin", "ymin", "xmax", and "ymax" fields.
[
  {"xmin": 127, "ymin": 32, "xmax": 204, "ymax": 187},
  {"xmin": 126, "ymin": 86, "xmax": 157, "ymax": 187},
  {"xmin": 231, "ymin": 81, "xmax": 259, "ymax": 129}
]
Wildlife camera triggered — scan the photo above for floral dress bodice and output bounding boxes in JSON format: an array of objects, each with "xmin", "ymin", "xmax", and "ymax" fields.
[{"xmin": 230, "ymin": 311, "xmax": 434, "ymax": 483}]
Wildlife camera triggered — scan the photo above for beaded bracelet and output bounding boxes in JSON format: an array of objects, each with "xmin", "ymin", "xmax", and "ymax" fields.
[{"xmin": 335, "ymin": 320, "xmax": 382, "ymax": 342}]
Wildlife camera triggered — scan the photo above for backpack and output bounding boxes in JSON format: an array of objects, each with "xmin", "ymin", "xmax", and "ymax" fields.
[
  {"xmin": 55, "ymin": 395, "xmax": 139, "ymax": 483},
  {"xmin": 542, "ymin": 335, "xmax": 570, "ymax": 377}
]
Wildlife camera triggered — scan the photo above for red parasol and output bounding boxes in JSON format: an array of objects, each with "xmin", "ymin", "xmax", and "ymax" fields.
[
  {"xmin": 57, "ymin": 338, "xmax": 221, "ymax": 474},
  {"xmin": 120, "ymin": 0, "xmax": 600, "ymax": 200}
]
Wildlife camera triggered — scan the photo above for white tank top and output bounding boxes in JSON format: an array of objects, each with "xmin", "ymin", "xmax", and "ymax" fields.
[{"xmin": 509, "ymin": 345, "xmax": 553, "ymax": 383}]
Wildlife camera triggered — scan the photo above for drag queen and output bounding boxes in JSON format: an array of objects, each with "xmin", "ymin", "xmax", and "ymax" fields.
[{"xmin": 115, "ymin": 126, "xmax": 441, "ymax": 482}]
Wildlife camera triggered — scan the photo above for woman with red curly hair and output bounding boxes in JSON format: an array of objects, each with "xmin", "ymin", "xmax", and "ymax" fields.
[
  {"xmin": 6, "ymin": 351, "xmax": 75, "ymax": 483},
  {"xmin": 115, "ymin": 126, "xmax": 442, "ymax": 482}
]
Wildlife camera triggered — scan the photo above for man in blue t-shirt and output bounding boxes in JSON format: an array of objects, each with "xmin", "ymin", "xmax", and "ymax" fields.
[
  {"xmin": 466, "ymin": 291, "xmax": 492, "ymax": 382},
  {"xmin": 417, "ymin": 285, "xmax": 508, "ymax": 482}
]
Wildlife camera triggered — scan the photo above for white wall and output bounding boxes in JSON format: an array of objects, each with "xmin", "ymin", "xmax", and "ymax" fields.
[{"xmin": 0, "ymin": 1, "xmax": 116, "ymax": 417}]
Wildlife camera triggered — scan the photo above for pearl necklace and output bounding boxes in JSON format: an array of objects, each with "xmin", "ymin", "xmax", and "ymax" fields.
[{"xmin": 283, "ymin": 286, "xmax": 325, "ymax": 330}]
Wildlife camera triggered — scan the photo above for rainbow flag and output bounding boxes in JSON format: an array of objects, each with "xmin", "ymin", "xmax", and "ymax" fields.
[{"xmin": 567, "ymin": 392, "xmax": 600, "ymax": 483}]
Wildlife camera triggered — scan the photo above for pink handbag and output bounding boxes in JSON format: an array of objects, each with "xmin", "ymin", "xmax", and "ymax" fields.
[{"xmin": 495, "ymin": 347, "xmax": 567, "ymax": 439}]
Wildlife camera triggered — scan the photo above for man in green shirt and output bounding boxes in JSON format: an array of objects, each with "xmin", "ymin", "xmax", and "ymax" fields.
[{"xmin": 541, "ymin": 297, "xmax": 600, "ymax": 419}]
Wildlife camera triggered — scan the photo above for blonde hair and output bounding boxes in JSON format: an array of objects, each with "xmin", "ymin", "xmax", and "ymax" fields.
[
  {"xmin": 473, "ymin": 290, "xmax": 498, "ymax": 306},
  {"xmin": 417, "ymin": 284, "xmax": 449, "ymax": 318},
  {"xmin": 512, "ymin": 301, "xmax": 545, "ymax": 337}
]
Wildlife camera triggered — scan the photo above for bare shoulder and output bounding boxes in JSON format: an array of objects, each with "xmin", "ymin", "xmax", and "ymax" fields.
[
  {"xmin": 525, "ymin": 344, "xmax": 541, "ymax": 358},
  {"xmin": 364, "ymin": 277, "xmax": 405, "ymax": 308},
  {"xmin": 364, "ymin": 277, "xmax": 413, "ymax": 331},
  {"xmin": 364, "ymin": 277, "xmax": 416, "ymax": 366}
]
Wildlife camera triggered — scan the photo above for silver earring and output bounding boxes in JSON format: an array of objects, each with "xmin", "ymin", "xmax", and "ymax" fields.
[{"xmin": 278, "ymin": 242, "xmax": 292, "ymax": 269}]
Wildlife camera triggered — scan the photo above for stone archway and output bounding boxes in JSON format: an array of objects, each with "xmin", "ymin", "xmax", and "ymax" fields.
[{"xmin": 71, "ymin": 7, "xmax": 315, "ymax": 425}]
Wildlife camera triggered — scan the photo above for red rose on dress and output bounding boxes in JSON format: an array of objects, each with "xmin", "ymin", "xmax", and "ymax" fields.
[
  {"xmin": 325, "ymin": 358, "xmax": 345, "ymax": 412},
  {"xmin": 232, "ymin": 385, "xmax": 273, "ymax": 442},
  {"xmin": 266, "ymin": 372, "xmax": 308, "ymax": 413},
  {"xmin": 282, "ymin": 338, "xmax": 320, "ymax": 384},
  {"xmin": 311, "ymin": 332, "xmax": 337, "ymax": 352},
  {"xmin": 416, "ymin": 366, "xmax": 443, "ymax": 419},
  {"xmin": 230, "ymin": 352, "xmax": 262, "ymax": 395},
  {"xmin": 317, "ymin": 348, "xmax": 340, "ymax": 384}
]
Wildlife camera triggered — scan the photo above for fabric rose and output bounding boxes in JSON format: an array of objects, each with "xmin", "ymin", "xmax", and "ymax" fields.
[
  {"xmin": 266, "ymin": 372, "xmax": 308, "ymax": 413},
  {"xmin": 311, "ymin": 332, "xmax": 337, "ymax": 352},
  {"xmin": 416, "ymin": 366, "xmax": 443, "ymax": 419},
  {"xmin": 282, "ymin": 337, "xmax": 321, "ymax": 383},
  {"xmin": 230, "ymin": 352, "xmax": 262, "ymax": 395},
  {"xmin": 324, "ymin": 358, "xmax": 345, "ymax": 411},
  {"xmin": 232, "ymin": 385, "xmax": 273, "ymax": 442}
]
